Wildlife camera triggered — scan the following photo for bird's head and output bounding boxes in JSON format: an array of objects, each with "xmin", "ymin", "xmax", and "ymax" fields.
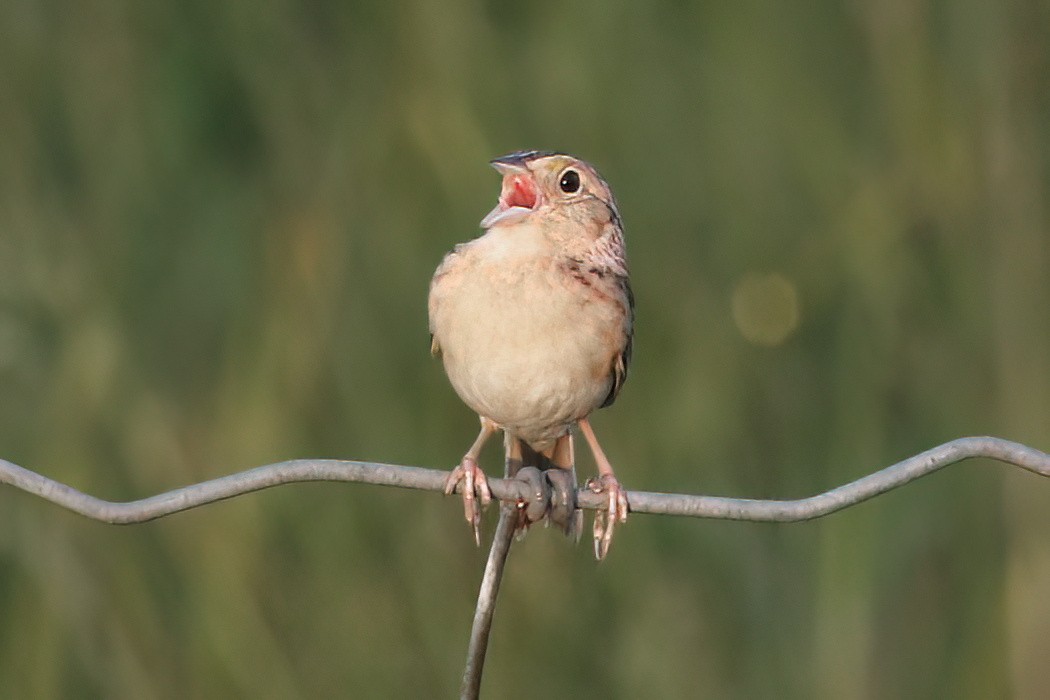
[{"xmin": 480, "ymin": 151, "xmax": 619, "ymax": 230}]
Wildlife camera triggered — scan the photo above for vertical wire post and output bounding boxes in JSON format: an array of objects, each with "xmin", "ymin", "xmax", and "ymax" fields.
[{"xmin": 460, "ymin": 504, "xmax": 516, "ymax": 699}]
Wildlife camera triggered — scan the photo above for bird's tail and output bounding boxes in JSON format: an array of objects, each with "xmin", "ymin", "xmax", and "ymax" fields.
[{"xmin": 506, "ymin": 434, "xmax": 583, "ymax": 542}]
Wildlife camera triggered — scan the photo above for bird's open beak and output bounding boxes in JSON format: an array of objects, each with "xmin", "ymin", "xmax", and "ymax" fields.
[{"xmin": 480, "ymin": 155, "xmax": 542, "ymax": 229}]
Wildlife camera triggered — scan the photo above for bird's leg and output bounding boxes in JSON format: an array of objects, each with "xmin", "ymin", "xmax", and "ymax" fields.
[
  {"xmin": 578, "ymin": 417, "xmax": 629, "ymax": 560},
  {"xmin": 543, "ymin": 433, "xmax": 582, "ymax": 540},
  {"xmin": 504, "ymin": 432, "xmax": 525, "ymax": 478},
  {"xmin": 504, "ymin": 436, "xmax": 532, "ymax": 534},
  {"xmin": 544, "ymin": 432, "xmax": 574, "ymax": 470},
  {"xmin": 505, "ymin": 435, "xmax": 559, "ymax": 537},
  {"xmin": 444, "ymin": 417, "xmax": 497, "ymax": 545}
]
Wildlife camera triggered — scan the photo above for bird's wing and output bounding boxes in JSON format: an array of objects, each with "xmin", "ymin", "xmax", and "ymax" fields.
[{"xmin": 601, "ymin": 277, "xmax": 634, "ymax": 409}]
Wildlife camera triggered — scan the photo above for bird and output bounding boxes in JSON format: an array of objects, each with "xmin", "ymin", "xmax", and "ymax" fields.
[{"xmin": 428, "ymin": 150, "xmax": 633, "ymax": 559}]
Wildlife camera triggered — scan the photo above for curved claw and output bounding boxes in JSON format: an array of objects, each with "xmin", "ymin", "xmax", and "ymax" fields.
[
  {"xmin": 587, "ymin": 474, "xmax": 629, "ymax": 560},
  {"xmin": 444, "ymin": 457, "xmax": 492, "ymax": 545}
]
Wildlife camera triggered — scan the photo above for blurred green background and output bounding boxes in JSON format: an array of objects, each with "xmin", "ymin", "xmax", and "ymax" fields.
[{"xmin": 1, "ymin": 1, "xmax": 1048, "ymax": 697}]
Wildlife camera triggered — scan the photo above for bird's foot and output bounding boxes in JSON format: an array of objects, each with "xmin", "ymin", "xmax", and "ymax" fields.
[
  {"xmin": 444, "ymin": 456, "xmax": 492, "ymax": 545},
  {"xmin": 586, "ymin": 473, "xmax": 629, "ymax": 560}
]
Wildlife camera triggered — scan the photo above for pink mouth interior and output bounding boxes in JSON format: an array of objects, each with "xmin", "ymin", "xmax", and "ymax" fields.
[{"xmin": 503, "ymin": 174, "xmax": 538, "ymax": 209}]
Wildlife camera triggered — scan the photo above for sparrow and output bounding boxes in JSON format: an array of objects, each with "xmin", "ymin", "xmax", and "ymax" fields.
[{"xmin": 428, "ymin": 150, "xmax": 633, "ymax": 559}]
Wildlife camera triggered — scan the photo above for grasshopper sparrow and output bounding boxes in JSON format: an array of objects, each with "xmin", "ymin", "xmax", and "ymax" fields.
[{"xmin": 429, "ymin": 150, "xmax": 633, "ymax": 559}]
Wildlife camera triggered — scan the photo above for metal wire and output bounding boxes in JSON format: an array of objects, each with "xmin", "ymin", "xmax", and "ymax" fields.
[
  {"xmin": 461, "ymin": 504, "xmax": 516, "ymax": 700},
  {"xmin": 1, "ymin": 436, "xmax": 1047, "ymax": 524},
  {"xmin": 3, "ymin": 435, "xmax": 1048, "ymax": 698}
]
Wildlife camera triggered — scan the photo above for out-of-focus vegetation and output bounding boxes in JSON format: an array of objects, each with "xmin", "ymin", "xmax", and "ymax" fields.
[{"xmin": 1, "ymin": 1, "xmax": 1048, "ymax": 697}]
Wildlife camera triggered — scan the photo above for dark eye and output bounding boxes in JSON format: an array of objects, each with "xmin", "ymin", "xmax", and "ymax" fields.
[{"xmin": 559, "ymin": 169, "xmax": 581, "ymax": 194}]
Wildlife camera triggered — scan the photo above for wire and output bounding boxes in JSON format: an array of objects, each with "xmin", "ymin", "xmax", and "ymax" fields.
[{"xmin": 1, "ymin": 436, "xmax": 1046, "ymax": 524}]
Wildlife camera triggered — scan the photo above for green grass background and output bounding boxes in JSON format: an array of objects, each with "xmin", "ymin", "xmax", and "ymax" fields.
[{"xmin": 1, "ymin": 1, "xmax": 1048, "ymax": 697}]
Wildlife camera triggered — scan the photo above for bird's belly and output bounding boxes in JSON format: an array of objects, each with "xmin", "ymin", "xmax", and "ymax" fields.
[{"xmin": 435, "ymin": 263, "xmax": 616, "ymax": 448}]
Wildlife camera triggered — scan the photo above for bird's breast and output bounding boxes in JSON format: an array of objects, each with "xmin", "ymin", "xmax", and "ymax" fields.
[{"xmin": 430, "ymin": 227, "xmax": 624, "ymax": 447}]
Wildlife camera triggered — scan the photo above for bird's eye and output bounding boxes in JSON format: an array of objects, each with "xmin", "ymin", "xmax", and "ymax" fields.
[{"xmin": 559, "ymin": 169, "xmax": 581, "ymax": 194}]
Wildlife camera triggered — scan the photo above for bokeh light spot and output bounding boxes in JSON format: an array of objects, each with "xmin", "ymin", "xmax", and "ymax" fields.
[{"xmin": 731, "ymin": 272, "xmax": 801, "ymax": 346}]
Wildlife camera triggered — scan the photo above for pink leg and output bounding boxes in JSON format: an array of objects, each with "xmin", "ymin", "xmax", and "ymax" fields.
[
  {"xmin": 544, "ymin": 433, "xmax": 583, "ymax": 540},
  {"xmin": 444, "ymin": 417, "xmax": 497, "ymax": 545},
  {"xmin": 578, "ymin": 416, "xmax": 629, "ymax": 560}
]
